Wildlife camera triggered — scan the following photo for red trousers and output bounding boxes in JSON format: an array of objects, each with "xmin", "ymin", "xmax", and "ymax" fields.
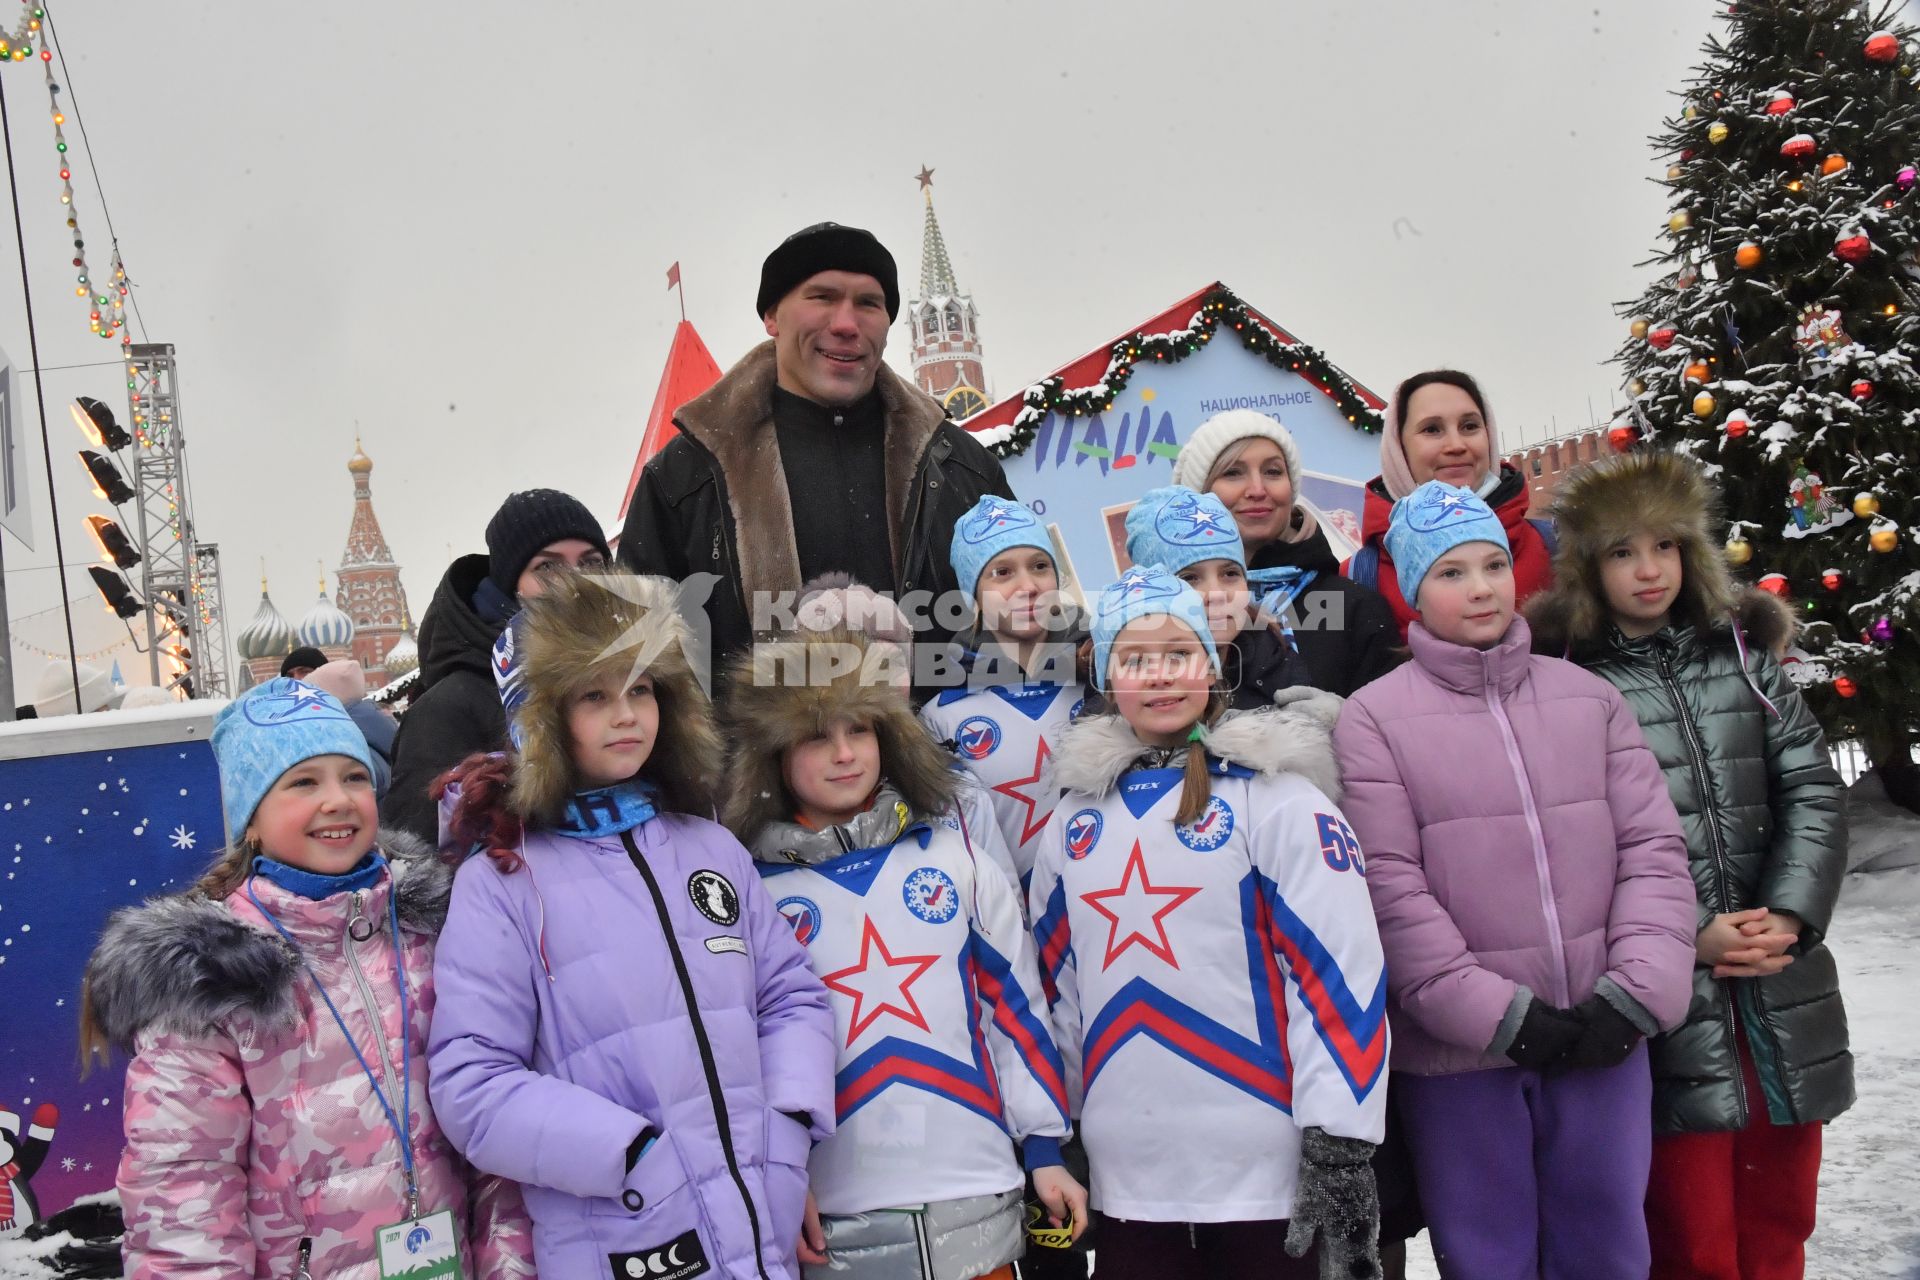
[{"xmin": 1646, "ymin": 1035, "xmax": 1823, "ymax": 1280}]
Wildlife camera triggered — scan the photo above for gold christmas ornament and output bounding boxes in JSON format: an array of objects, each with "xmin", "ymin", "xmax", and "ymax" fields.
[
  {"xmin": 1669, "ymin": 210, "xmax": 1692, "ymax": 233},
  {"xmin": 1629, "ymin": 318, "xmax": 1651, "ymax": 339},
  {"xmin": 1870, "ymin": 524, "xmax": 1900, "ymax": 552},
  {"xmin": 1853, "ymin": 492, "xmax": 1881, "ymax": 518},
  {"xmin": 1628, "ymin": 378, "xmax": 1648, "ymax": 397},
  {"xmin": 1708, "ymin": 122, "xmax": 1731, "ymax": 144},
  {"xmin": 1725, "ymin": 535, "xmax": 1754, "ymax": 565},
  {"xmin": 1693, "ymin": 391, "xmax": 1717, "ymax": 417},
  {"xmin": 1667, "ymin": 164, "xmax": 1685, "ymax": 180}
]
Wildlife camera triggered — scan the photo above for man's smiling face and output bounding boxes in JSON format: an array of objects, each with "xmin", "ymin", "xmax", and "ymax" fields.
[{"xmin": 764, "ymin": 270, "xmax": 891, "ymax": 406}]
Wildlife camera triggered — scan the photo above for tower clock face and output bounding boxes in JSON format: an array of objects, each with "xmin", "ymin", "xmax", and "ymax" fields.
[{"xmin": 943, "ymin": 384, "xmax": 989, "ymax": 420}]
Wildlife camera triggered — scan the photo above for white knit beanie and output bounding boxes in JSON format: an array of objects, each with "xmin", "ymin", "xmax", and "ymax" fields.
[{"xmin": 1171, "ymin": 410, "xmax": 1303, "ymax": 493}]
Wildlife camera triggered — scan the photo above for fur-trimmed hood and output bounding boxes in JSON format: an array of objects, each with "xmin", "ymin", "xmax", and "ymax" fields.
[
  {"xmin": 1525, "ymin": 449, "xmax": 1796, "ymax": 657},
  {"xmin": 1054, "ymin": 693, "xmax": 1345, "ymax": 802},
  {"xmin": 83, "ymin": 830, "xmax": 449, "ymax": 1053},
  {"xmin": 719, "ymin": 628, "xmax": 955, "ymax": 843},
  {"xmin": 502, "ymin": 570, "xmax": 722, "ymax": 825},
  {"xmin": 674, "ymin": 341, "xmax": 947, "ymax": 613}
]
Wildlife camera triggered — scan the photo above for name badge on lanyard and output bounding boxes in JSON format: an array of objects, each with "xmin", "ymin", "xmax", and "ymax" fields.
[
  {"xmin": 377, "ymin": 1208, "xmax": 464, "ymax": 1280},
  {"xmin": 246, "ymin": 870, "xmax": 461, "ymax": 1279}
]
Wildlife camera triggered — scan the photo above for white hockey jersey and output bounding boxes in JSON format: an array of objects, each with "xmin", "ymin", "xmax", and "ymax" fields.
[
  {"xmin": 921, "ymin": 678, "xmax": 1085, "ymax": 889},
  {"xmin": 1029, "ymin": 715, "xmax": 1388, "ymax": 1224},
  {"xmin": 758, "ymin": 817, "xmax": 1072, "ymax": 1217}
]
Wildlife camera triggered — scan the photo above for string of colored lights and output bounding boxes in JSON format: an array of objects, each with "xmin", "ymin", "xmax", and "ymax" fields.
[{"xmin": 1, "ymin": 2, "xmax": 131, "ymax": 348}]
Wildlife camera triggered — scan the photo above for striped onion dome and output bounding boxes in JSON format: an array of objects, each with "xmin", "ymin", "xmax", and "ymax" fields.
[
  {"xmin": 236, "ymin": 587, "xmax": 295, "ymax": 660},
  {"xmin": 296, "ymin": 588, "xmax": 356, "ymax": 649}
]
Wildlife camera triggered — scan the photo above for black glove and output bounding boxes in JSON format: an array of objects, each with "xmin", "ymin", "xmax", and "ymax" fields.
[
  {"xmin": 1560, "ymin": 994, "xmax": 1644, "ymax": 1071},
  {"xmin": 1285, "ymin": 1126, "xmax": 1381, "ymax": 1280},
  {"xmin": 1504, "ymin": 1000, "xmax": 1583, "ymax": 1069}
]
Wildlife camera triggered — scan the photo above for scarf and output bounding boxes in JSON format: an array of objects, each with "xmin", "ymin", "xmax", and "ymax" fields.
[
  {"xmin": 554, "ymin": 779, "xmax": 658, "ymax": 839},
  {"xmin": 250, "ymin": 853, "xmax": 385, "ymax": 901}
]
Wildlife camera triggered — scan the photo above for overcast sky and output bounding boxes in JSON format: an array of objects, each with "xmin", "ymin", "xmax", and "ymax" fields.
[{"xmin": 3, "ymin": 0, "xmax": 1741, "ymax": 678}]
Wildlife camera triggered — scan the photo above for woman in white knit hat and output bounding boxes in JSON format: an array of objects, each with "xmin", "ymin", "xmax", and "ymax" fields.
[{"xmin": 1172, "ymin": 411, "xmax": 1400, "ymax": 696}]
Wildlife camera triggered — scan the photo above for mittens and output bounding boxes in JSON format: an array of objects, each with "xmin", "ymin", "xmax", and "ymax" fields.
[{"xmin": 1285, "ymin": 1126, "xmax": 1381, "ymax": 1280}]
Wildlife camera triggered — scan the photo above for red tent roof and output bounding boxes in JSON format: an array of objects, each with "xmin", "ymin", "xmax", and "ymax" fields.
[
  {"xmin": 616, "ymin": 320, "xmax": 723, "ymax": 522},
  {"xmin": 959, "ymin": 281, "xmax": 1386, "ymax": 436}
]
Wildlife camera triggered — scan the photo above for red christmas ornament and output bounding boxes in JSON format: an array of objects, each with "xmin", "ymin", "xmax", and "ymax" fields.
[
  {"xmin": 1851, "ymin": 379, "xmax": 1874, "ymax": 400},
  {"xmin": 1647, "ymin": 327, "xmax": 1678, "ymax": 350},
  {"xmin": 1757, "ymin": 573, "xmax": 1791, "ymax": 597},
  {"xmin": 1823, "ymin": 569, "xmax": 1845, "ymax": 591},
  {"xmin": 1608, "ymin": 424, "xmax": 1640, "ymax": 453},
  {"xmin": 1833, "ymin": 675, "xmax": 1859, "ymax": 698},
  {"xmin": 1865, "ymin": 30, "xmax": 1900, "ymax": 63},
  {"xmin": 1766, "ymin": 90, "xmax": 1796, "ymax": 115},
  {"xmin": 1781, "ymin": 133, "xmax": 1817, "ymax": 159},
  {"xmin": 1834, "ymin": 231, "xmax": 1872, "ymax": 263},
  {"xmin": 1725, "ymin": 409, "xmax": 1752, "ymax": 438}
]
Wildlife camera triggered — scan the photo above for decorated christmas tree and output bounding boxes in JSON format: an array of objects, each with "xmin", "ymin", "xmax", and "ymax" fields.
[{"xmin": 1613, "ymin": 0, "xmax": 1920, "ymax": 794}]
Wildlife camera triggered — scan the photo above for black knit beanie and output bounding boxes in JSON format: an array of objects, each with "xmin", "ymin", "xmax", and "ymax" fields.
[
  {"xmin": 756, "ymin": 222, "xmax": 900, "ymax": 321},
  {"xmin": 485, "ymin": 489, "xmax": 611, "ymax": 597},
  {"xmin": 280, "ymin": 646, "xmax": 329, "ymax": 677}
]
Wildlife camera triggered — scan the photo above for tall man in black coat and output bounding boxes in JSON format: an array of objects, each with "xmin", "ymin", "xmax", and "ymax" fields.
[{"xmin": 618, "ymin": 222, "xmax": 1013, "ymax": 684}]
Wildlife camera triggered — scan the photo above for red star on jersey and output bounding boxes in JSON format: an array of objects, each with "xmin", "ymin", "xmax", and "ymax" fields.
[
  {"xmin": 992, "ymin": 738, "xmax": 1056, "ymax": 848},
  {"xmin": 821, "ymin": 916, "xmax": 943, "ymax": 1046},
  {"xmin": 1080, "ymin": 841, "xmax": 1201, "ymax": 971}
]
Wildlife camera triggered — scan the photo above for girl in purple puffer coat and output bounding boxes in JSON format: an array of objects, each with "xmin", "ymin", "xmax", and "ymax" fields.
[
  {"xmin": 1333, "ymin": 483, "xmax": 1697, "ymax": 1280},
  {"xmin": 426, "ymin": 571, "xmax": 838, "ymax": 1279}
]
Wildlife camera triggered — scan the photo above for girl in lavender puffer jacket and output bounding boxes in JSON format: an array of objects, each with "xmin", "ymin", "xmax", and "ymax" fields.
[
  {"xmin": 83, "ymin": 678, "xmax": 534, "ymax": 1280},
  {"xmin": 427, "ymin": 570, "xmax": 838, "ymax": 1280},
  {"xmin": 1333, "ymin": 483, "xmax": 1697, "ymax": 1280}
]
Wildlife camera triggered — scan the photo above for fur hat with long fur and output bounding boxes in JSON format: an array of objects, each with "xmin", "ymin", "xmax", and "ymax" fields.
[
  {"xmin": 720, "ymin": 628, "xmax": 955, "ymax": 842},
  {"xmin": 1526, "ymin": 448, "xmax": 1793, "ymax": 654},
  {"xmin": 505, "ymin": 570, "xmax": 721, "ymax": 824}
]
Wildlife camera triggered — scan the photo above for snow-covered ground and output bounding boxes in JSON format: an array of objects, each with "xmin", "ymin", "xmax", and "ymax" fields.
[{"xmin": 1408, "ymin": 865, "xmax": 1920, "ymax": 1279}]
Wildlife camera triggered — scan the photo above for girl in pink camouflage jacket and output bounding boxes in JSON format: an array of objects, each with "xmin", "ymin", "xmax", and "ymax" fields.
[{"xmin": 81, "ymin": 678, "xmax": 535, "ymax": 1280}]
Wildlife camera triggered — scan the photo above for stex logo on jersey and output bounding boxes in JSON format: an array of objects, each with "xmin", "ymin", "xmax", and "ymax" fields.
[
  {"xmin": 1175, "ymin": 796, "xmax": 1235, "ymax": 852},
  {"xmin": 955, "ymin": 715, "xmax": 1002, "ymax": 761},
  {"xmin": 821, "ymin": 917, "xmax": 942, "ymax": 1045},
  {"xmin": 1080, "ymin": 842, "xmax": 1201, "ymax": 970},
  {"xmin": 902, "ymin": 866, "xmax": 960, "ymax": 924},
  {"xmin": 777, "ymin": 895, "xmax": 823, "ymax": 947},
  {"xmin": 1065, "ymin": 809, "xmax": 1104, "ymax": 860},
  {"xmin": 991, "ymin": 738, "xmax": 1056, "ymax": 847}
]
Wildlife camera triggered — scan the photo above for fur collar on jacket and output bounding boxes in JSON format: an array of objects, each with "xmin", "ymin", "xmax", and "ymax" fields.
[
  {"xmin": 720, "ymin": 629, "xmax": 955, "ymax": 844},
  {"xmin": 673, "ymin": 341, "xmax": 948, "ymax": 610},
  {"xmin": 1525, "ymin": 448, "xmax": 1795, "ymax": 657},
  {"xmin": 83, "ymin": 830, "xmax": 448, "ymax": 1052},
  {"xmin": 1053, "ymin": 695, "xmax": 1345, "ymax": 803}
]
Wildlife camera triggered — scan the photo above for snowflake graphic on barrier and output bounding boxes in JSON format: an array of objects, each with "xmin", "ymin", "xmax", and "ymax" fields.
[{"xmin": 170, "ymin": 825, "xmax": 196, "ymax": 851}]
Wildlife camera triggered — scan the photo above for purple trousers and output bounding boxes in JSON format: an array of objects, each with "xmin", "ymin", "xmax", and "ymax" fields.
[{"xmin": 1395, "ymin": 1044, "xmax": 1653, "ymax": 1280}]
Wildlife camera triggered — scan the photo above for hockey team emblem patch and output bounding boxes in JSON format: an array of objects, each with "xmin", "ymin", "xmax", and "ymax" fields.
[
  {"xmin": 777, "ymin": 895, "xmax": 823, "ymax": 947},
  {"xmin": 954, "ymin": 715, "xmax": 1002, "ymax": 761},
  {"xmin": 1065, "ymin": 808, "xmax": 1104, "ymax": 860},
  {"xmin": 688, "ymin": 870, "xmax": 740, "ymax": 926},
  {"xmin": 1175, "ymin": 796, "xmax": 1235, "ymax": 852},
  {"xmin": 902, "ymin": 866, "xmax": 960, "ymax": 923}
]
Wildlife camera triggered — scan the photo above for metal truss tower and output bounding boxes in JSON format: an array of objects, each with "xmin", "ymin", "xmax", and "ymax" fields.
[{"xmin": 124, "ymin": 342, "xmax": 231, "ymax": 697}]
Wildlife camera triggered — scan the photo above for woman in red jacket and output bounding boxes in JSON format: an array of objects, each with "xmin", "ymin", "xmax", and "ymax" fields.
[{"xmin": 1348, "ymin": 370, "xmax": 1556, "ymax": 640}]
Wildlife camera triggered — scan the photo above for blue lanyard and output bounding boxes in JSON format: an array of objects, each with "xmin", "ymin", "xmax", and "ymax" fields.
[
  {"xmin": 1247, "ymin": 566, "xmax": 1317, "ymax": 654},
  {"xmin": 244, "ymin": 868, "xmax": 417, "ymax": 1213}
]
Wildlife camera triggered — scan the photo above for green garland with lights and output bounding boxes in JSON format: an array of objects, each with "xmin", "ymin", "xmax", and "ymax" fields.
[{"xmin": 988, "ymin": 287, "xmax": 1383, "ymax": 459}]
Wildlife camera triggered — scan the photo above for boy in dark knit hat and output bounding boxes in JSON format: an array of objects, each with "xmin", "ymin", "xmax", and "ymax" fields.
[{"xmin": 381, "ymin": 488, "xmax": 609, "ymax": 844}]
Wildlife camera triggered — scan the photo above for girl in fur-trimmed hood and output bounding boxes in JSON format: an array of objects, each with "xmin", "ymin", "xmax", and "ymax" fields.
[
  {"xmin": 1031, "ymin": 567, "xmax": 1386, "ymax": 1280},
  {"xmin": 722, "ymin": 628, "xmax": 1087, "ymax": 1280},
  {"xmin": 425, "ymin": 570, "xmax": 837, "ymax": 1280},
  {"xmin": 1524, "ymin": 450, "xmax": 1850, "ymax": 1277},
  {"xmin": 81, "ymin": 678, "xmax": 534, "ymax": 1280}
]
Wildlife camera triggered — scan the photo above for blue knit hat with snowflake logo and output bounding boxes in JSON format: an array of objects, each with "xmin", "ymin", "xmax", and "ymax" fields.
[
  {"xmin": 1088, "ymin": 565, "xmax": 1220, "ymax": 691},
  {"xmin": 1124, "ymin": 485, "xmax": 1246, "ymax": 574},
  {"xmin": 211, "ymin": 678, "xmax": 373, "ymax": 840},
  {"xmin": 1384, "ymin": 481, "xmax": 1511, "ymax": 610},
  {"xmin": 949, "ymin": 495, "xmax": 1052, "ymax": 600}
]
